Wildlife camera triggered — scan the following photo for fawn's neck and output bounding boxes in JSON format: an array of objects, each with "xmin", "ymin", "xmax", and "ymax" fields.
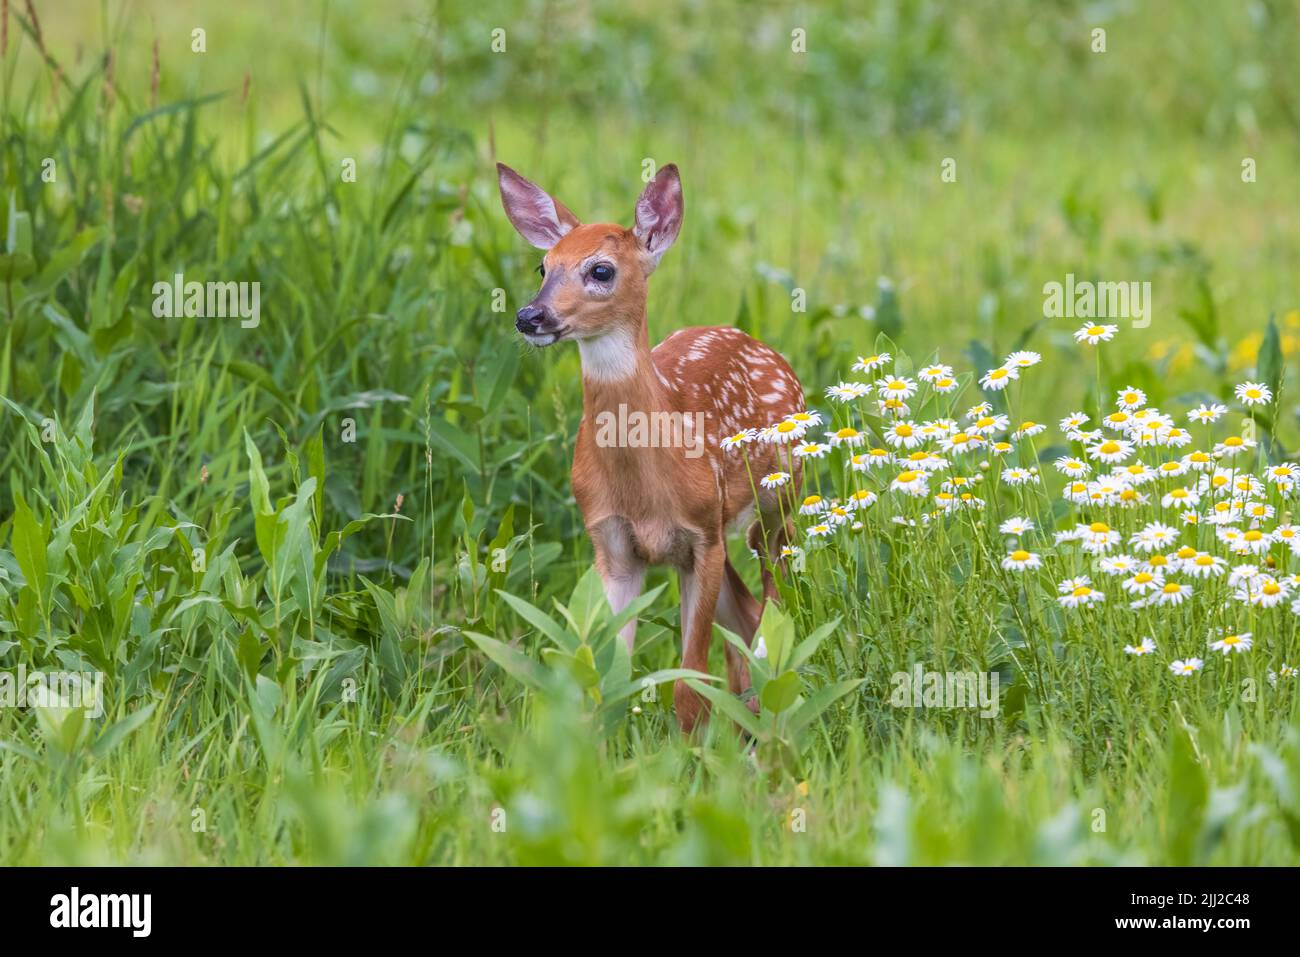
[{"xmin": 577, "ymin": 316, "xmax": 671, "ymax": 418}]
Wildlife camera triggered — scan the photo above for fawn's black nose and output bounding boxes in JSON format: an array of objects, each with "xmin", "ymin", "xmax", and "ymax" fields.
[{"xmin": 516, "ymin": 303, "xmax": 546, "ymax": 334}]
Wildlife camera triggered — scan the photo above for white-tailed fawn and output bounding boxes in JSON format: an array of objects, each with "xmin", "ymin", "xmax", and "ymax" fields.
[{"xmin": 497, "ymin": 162, "xmax": 805, "ymax": 732}]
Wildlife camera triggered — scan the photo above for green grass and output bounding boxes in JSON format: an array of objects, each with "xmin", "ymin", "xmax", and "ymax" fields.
[{"xmin": 1, "ymin": 0, "xmax": 1299, "ymax": 865}]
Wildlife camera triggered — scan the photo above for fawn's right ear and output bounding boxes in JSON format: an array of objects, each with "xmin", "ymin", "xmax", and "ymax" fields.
[{"xmin": 496, "ymin": 163, "xmax": 580, "ymax": 250}]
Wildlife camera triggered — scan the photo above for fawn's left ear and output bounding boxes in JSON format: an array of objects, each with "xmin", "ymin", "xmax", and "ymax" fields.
[{"xmin": 633, "ymin": 164, "xmax": 683, "ymax": 271}]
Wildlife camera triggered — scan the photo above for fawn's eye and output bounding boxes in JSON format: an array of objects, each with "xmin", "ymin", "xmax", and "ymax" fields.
[
  {"xmin": 590, "ymin": 263, "xmax": 615, "ymax": 283},
  {"xmin": 536, "ymin": 262, "xmax": 546, "ymax": 277}
]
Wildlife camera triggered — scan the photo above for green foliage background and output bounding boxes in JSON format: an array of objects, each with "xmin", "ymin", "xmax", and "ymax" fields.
[{"xmin": 0, "ymin": 0, "xmax": 1298, "ymax": 864}]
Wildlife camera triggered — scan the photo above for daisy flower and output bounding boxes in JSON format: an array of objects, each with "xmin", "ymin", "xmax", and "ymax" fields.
[
  {"xmin": 1209, "ymin": 631, "xmax": 1253, "ymax": 655},
  {"xmin": 1002, "ymin": 467, "xmax": 1038, "ymax": 486},
  {"xmin": 875, "ymin": 375, "xmax": 918, "ymax": 400},
  {"xmin": 1115, "ymin": 386, "xmax": 1147, "ymax": 410},
  {"xmin": 1073, "ymin": 323, "xmax": 1118, "ymax": 345},
  {"xmin": 1059, "ymin": 412, "xmax": 1090, "ymax": 432},
  {"xmin": 1124, "ymin": 637, "xmax": 1157, "ymax": 656},
  {"xmin": 851, "ymin": 448, "xmax": 893, "ymax": 471},
  {"xmin": 930, "ymin": 376, "xmax": 959, "ymax": 394},
  {"xmin": 1087, "ymin": 438, "xmax": 1134, "ymax": 464},
  {"xmin": 918, "ymin": 363, "xmax": 953, "ymax": 382},
  {"xmin": 720, "ymin": 429, "xmax": 757, "ymax": 450},
  {"xmin": 1122, "ymin": 570, "xmax": 1163, "ymax": 595},
  {"xmin": 760, "ymin": 471, "xmax": 791, "ymax": 489},
  {"xmin": 1155, "ymin": 580, "xmax": 1193, "ymax": 606},
  {"xmin": 1004, "ymin": 350, "xmax": 1042, "ymax": 369},
  {"xmin": 1185, "ymin": 552, "xmax": 1227, "ymax": 578},
  {"xmin": 826, "ymin": 382, "xmax": 870, "ymax": 403},
  {"xmin": 939, "ymin": 431, "xmax": 986, "ymax": 455},
  {"xmin": 1099, "ymin": 554, "xmax": 1140, "ymax": 576},
  {"xmin": 1244, "ymin": 576, "xmax": 1290, "ymax": 608},
  {"xmin": 1054, "ymin": 456, "xmax": 1091, "ymax": 478},
  {"xmin": 1265, "ymin": 463, "xmax": 1299, "ymax": 491},
  {"xmin": 759, "ymin": 419, "xmax": 802, "ymax": 444},
  {"xmin": 1235, "ymin": 381, "xmax": 1273, "ymax": 406},
  {"xmin": 1214, "ymin": 435, "xmax": 1257, "ymax": 457},
  {"xmin": 1102, "ymin": 410, "xmax": 1134, "ymax": 431},
  {"xmin": 979, "ymin": 366, "xmax": 1018, "ymax": 391},
  {"xmin": 826, "ymin": 426, "xmax": 866, "ymax": 448},
  {"xmin": 1058, "ymin": 577, "xmax": 1105, "ymax": 609},
  {"xmin": 999, "ymin": 517, "xmax": 1035, "ymax": 536},
  {"xmin": 1013, "ymin": 421, "xmax": 1046, "ymax": 440},
  {"xmin": 845, "ymin": 488, "xmax": 877, "ymax": 510},
  {"xmin": 852, "ymin": 353, "xmax": 892, "ymax": 373},
  {"xmin": 793, "ymin": 442, "xmax": 831, "ymax": 459},
  {"xmin": 890, "ymin": 469, "xmax": 928, "ymax": 495},
  {"xmin": 969, "ymin": 413, "xmax": 1010, "ymax": 436},
  {"xmin": 1268, "ymin": 663, "xmax": 1298, "ymax": 686},
  {"xmin": 1077, "ymin": 521, "xmax": 1121, "ymax": 554},
  {"xmin": 806, "ymin": 523, "xmax": 833, "ymax": 538},
  {"xmin": 1169, "ymin": 658, "xmax": 1204, "ymax": 676},
  {"xmin": 1161, "ymin": 486, "xmax": 1200, "ymax": 510},
  {"xmin": 883, "ymin": 421, "xmax": 922, "ymax": 449},
  {"xmin": 1188, "ymin": 403, "xmax": 1227, "ymax": 424},
  {"xmin": 1001, "ymin": 549, "xmax": 1041, "ymax": 571},
  {"xmin": 798, "ymin": 494, "xmax": 825, "ymax": 515},
  {"xmin": 787, "ymin": 410, "xmax": 822, "ymax": 429},
  {"xmin": 1130, "ymin": 521, "xmax": 1179, "ymax": 553}
]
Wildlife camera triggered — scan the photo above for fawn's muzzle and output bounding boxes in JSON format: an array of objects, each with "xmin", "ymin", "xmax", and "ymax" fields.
[{"xmin": 516, "ymin": 303, "xmax": 547, "ymax": 334}]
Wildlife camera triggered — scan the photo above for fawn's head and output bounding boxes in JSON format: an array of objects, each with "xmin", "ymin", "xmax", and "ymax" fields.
[{"xmin": 497, "ymin": 163, "xmax": 683, "ymax": 350}]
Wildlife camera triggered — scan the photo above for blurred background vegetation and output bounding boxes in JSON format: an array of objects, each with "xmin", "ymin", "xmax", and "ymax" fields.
[{"xmin": 1, "ymin": 0, "xmax": 1299, "ymax": 863}]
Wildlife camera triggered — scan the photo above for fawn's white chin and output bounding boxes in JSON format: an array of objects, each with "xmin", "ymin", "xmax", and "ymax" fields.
[{"xmin": 521, "ymin": 330, "xmax": 562, "ymax": 347}]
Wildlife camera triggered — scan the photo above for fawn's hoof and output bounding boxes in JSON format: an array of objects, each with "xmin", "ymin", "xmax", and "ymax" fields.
[{"xmin": 673, "ymin": 679, "xmax": 708, "ymax": 734}]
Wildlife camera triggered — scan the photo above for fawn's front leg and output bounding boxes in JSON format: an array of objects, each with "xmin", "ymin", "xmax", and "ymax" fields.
[
  {"xmin": 673, "ymin": 538, "xmax": 725, "ymax": 733},
  {"xmin": 590, "ymin": 518, "xmax": 646, "ymax": 653}
]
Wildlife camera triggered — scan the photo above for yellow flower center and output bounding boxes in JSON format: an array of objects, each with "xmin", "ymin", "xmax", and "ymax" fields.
[
  {"xmin": 1087, "ymin": 326, "xmax": 1104, "ymax": 336},
  {"xmin": 1264, "ymin": 582, "xmax": 1281, "ymax": 595},
  {"xmin": 1010, "ymin": 550, "xmax": 1030, "ymax": 562},
  {"xmin": 1071, "ymin": 586, "xmax": 1092, "ymax": 597},
  {"xmin": 897, "ymin": 471, "xmax": 919, "ymax": 483},
  {"xmin": 1176, "ymin": 546, "xmax": 1197, "ymax": 559},
  {"xmin": 1134, "ymin": 572, "xmax": 1154, "ymax": 583},
  {"xmin": 1088, "ymin": 522, "xmax": 1110, "ymax": 533},
  {"xmin": 1244, "ymin": 530, "xmax": 1263, "ymax": 541},
  {"xmin": 1099, "ymin": 441, "xmax": 1121, "ymax": 454},
  {"xmin": 1224, "ymin": 436, "xmax": 1243, "ymax": 447},
  {"xmin": 1162, "ymin": 582, "xmax": 1181, "ymax": 594},
  {"xmin": 1195, "ymin": 555, "xmax": 1214, "ymax": 566}
]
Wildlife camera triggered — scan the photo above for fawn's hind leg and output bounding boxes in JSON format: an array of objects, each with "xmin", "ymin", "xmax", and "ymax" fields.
[{"xmin": 716, "ymin": 557, "xmax": 762, "ymax": 710}]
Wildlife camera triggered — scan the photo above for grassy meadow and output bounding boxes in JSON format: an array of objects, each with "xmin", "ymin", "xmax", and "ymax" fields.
[{"xmin": 1, "ymin": 0, "xmax": 1300, "ymax": 864}]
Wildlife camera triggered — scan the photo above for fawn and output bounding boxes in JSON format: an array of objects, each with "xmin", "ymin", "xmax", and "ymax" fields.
[{"xmin": 497, "ymin": 162, "xmax": 805, "ymax": 732}]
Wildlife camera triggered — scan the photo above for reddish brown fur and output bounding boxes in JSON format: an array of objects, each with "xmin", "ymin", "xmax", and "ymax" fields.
[{"xmin": 498, "ymin": 163, "xmax": 804, "ymax": 732}]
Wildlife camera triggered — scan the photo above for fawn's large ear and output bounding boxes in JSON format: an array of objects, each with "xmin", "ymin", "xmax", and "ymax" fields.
[
  {"xmin": 497, "ymin": 163, "xmax": 580, "ymax": 250},
  {"xmin": 633, "ymin": 163, "xmax": 683, "ymax": 270}
]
